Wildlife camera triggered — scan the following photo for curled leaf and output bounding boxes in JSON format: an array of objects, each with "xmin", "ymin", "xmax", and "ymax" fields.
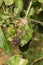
[{"xmin": 19, "ymin": 19, "xmax": 33, "ymax": 47}]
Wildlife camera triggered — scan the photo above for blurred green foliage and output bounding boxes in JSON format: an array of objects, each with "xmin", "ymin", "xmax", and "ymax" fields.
[{"xmin": 0, "ymin": 0, "xmax": 43, "ymax": 65}]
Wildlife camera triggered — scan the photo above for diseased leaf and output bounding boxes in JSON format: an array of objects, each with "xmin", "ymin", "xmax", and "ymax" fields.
[
  {"xmin": 0, "ymin": 27, "xmax": 12, "ymax": 54},
  {"xmin": 20, "ymin": 22, "xmax": 33, "ymax": 47},
  {"xmin": 0, "ymin": 10, "xmax": 10, "ymax": 20},
  {"xmin": 8, "ymin": 55, "xmax": 28, "ymax": 65}
]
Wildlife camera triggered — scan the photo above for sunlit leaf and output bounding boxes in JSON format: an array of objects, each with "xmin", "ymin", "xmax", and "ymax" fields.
[
  {"xmin": 8, "ymin": 55, "xmax": 28, "ymax": 65},
  {"xmin": 38, "ymin": 0, "xmax": 43, "ymax": 3},
  {"xmin": 4, "ymin": 0, "xmax": 15, "ymax": 6}
]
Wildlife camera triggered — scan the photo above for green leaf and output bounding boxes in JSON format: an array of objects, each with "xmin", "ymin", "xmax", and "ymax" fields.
[
  {"xmin": 15, "ymin": 0, "xmax": 23, "ymax": 10},
  {"xmin": 20, "ymin": 23, "xmax": 33, "ymax": 47},
  {"xmin": 0, "ymin": 12, "xmax": 9, "ymax": 20},
  {"xmin": 14, "ymin": 0, "xmax": 23, "ymax": 18},
  {"xmin": 7, "ymin": 55, "xmax": 28, "ymax": 65},
  {"xmin": 4, "ymin": 0, "xmax": 15, "ymax": 6},
  {"xmin": 0, "ymin": 0, "xmax": 3, "ymax": 7},
  {"xmin": 0, "ymin": 10, "xmax": 10, "ymax": 20},
  {"xmin": 38, "ymin": 0, "xmax": 43, "ymax": 3},
  {"xmin": 29, "ymin": 7, "xmax": 35, "ymax": 16},
  {"xmin": 0, "ymin": 27, "xmax": 12, "ymax": 54},
  {"xmin": 14, "ymin": 8, "xmax": 20, "ymax": 18},
  {"xmin": 7, "ymin": 26, "xmax": 14, "ymax": 37}
]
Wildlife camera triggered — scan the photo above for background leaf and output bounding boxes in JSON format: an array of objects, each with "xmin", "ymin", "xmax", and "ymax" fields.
[
  {"xmin": 0, "ymin": 0, "xmax": 3, "ymax": 7},
  {"xmin": 38, "ymin": 0, "xmax": 43, "ymax": 3},
  {"xmin": 4, "ymin": 0, "xmax": 14, "ymax": 6},
  {"xmin": 14, "ymin": 0, "xmax": 23, "ymax": 18},
  {"xmin": 0, "ymin": 27, "xmax": 12, "ymax": 54}
]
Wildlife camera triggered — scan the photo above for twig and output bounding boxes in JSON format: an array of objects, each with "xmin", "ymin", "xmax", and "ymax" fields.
[
  {"xmin": 31, "ymin": 57, "xmax": 43, "ymax": 65},
  {"xmin": 30, "ymin": 19, "xmax": 43, "ymax": 26},
  {"xmin": 26, "ymin": 0, "xmax": 33, "ymax": 17}
]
